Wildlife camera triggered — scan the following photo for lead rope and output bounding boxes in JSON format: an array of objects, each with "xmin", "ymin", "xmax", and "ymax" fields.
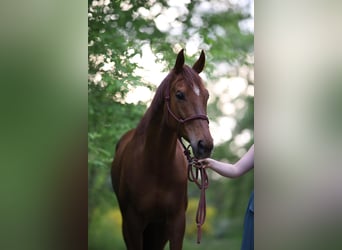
[
  {"xmin": 179, "ymin": 138, "xmax": 209, "ymax": 244},
  {"xmin": 164, "ymin": 94, "xmax": 209, "ymax": 243}
]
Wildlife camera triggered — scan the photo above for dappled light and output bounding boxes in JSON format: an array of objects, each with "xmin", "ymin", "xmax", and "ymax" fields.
[
  {"xmin": 234, "ymin": 129, "xmax": 253, "ymax": 147},
  {"xmin": 125, "ymin": 86, "xmax": 153, "ymax": 104}
]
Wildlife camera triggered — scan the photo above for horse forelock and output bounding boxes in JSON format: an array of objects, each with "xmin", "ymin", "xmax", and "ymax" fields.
[{"xmin": 180, "ymin": 65, "xmax": 203, "ymax": 89}]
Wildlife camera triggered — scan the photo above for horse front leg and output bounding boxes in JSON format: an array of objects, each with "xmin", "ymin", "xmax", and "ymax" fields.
[
  {"xmin": 122, "ymin": 207, "xmax": 144, "ymax": 250},
  {"xmin": 167, "ymin": 212, "xmax": 186, "ymax": 250}
]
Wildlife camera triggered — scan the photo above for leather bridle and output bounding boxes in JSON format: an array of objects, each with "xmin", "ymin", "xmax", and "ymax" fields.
[
  {"xmin": 164, "ymin": 93, "xmax": 210, "ymax": 244},
  {"xmin": 164, "ymin": 95, "xmax": 209, "ymax": 124}
]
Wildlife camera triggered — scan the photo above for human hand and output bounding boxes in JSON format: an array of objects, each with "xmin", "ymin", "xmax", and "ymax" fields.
[{"xmin": 198, "ymin": 158, "xmax": 216, "ymax": 169}]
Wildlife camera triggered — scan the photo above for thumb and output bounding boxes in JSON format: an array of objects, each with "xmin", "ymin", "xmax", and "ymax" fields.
[{"xmin": 198, "ymin": 158, "xmax": 210, "ymax": 168}]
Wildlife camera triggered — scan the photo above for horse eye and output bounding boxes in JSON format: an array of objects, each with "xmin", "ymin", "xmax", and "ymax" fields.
[{"xmin": 175, "ymin": 91, "xmax": 185, "ymax": 100}]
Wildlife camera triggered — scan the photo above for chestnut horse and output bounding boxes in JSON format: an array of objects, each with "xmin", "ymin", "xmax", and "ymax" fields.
[{"xmin": 111, "ymin": 49, "xmax": 213, "ymax": 250}]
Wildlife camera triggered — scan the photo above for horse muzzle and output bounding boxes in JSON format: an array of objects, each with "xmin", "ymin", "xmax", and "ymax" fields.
[{"xmin": 192, "ymin": 139, "xmax": 213, "ymax": 159}]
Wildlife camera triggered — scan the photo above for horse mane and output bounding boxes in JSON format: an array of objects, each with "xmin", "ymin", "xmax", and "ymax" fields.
[{"xmin": 136, "ymin": 65, "xmax": 201, "ymax": 135}]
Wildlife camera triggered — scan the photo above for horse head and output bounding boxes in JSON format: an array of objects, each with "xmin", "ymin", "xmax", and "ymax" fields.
[{"xmin": 165, "ymin": 49, "xmax": 213, "ymax": 159}]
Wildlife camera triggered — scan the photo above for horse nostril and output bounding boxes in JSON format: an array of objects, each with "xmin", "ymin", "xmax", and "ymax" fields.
[
  {"xmin": 198, "ymin": 140, "xmax": 205, "ymax": 151},
  {"xmin": 197, "ymin": 140, "xmax": 213, "ymax": 158}
]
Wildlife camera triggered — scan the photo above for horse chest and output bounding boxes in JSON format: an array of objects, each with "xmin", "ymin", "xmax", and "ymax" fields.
[
  {"xmin": 120, "ymin": 136, "xmax": 188, "ymax": 218},
  {"xmin": 131, "ymin": 176, "xmax": 187, "ymax": 216},
  {"xmin": 144, "ymin": 192, "xmax": 184, "ymax": 219}
]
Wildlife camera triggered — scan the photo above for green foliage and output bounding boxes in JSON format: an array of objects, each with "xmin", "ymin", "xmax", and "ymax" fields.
[{"xmin": 88, "ymin": 208, "xmax": 125, "ymax": 250}]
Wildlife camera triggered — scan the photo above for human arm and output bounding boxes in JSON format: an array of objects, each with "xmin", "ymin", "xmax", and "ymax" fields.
[{"xmin": 200, "ymin": 144, "xmax": 254, "ymax": 178}]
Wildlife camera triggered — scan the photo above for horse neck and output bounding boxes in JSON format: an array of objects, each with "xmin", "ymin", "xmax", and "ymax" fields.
[{"xmin": 141, "ymin": 108, "xmax": 179, "ymax": 162}]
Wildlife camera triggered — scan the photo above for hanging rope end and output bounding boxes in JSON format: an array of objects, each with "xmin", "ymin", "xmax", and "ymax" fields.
[{"xmin": 196, "ymin": 224, "xmax": 202, "ymax": 244}]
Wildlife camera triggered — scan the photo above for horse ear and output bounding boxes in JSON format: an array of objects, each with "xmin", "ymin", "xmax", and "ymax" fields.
[
  {"xmin": 192, "ymin": 50, "xmax": 205, "ymax": 73},
  {"xmin": 174, "ymin": 49, "xmax": 185, "ymax": 74}
]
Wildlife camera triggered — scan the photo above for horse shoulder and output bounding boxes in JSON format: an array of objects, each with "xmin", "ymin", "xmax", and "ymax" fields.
[
  {"xmin": 115, "ymin": 129, "xmax": 136, "ymax": 154},
  {"xmin": 111, "ymin": 129, "xmax": 136, "ymax": 196}
]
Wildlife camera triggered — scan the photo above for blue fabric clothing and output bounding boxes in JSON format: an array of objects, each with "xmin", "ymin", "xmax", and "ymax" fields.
[{"xmin": 241, "ymin": 191, "xmax": 254, "ymax": 250}]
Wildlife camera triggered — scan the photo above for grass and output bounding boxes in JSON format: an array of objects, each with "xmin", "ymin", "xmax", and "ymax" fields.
[{"xmin": 181, "ymin": 236, "xmax": 241, "ymax": 250}]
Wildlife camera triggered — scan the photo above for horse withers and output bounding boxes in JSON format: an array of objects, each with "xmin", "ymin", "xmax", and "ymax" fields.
[{"xmin": 111, "ymin": 49, "xmax": 213, "ymax": 250}]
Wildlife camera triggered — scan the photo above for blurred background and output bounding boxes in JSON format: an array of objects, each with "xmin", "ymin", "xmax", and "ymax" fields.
[{"xmin": 88, "ymin": 0, "xmax": 254, "ymax": 249}]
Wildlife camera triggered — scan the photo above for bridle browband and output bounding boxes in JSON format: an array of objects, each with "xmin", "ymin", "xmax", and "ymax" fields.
[{"xmin": 164, "ymin": 92, "xmax": 210, "ymax": 244}]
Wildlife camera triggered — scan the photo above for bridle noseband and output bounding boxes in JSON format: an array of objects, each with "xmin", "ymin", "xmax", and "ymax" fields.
[{"xmin": 164, "ymin": 94, "xmax": 210, "ymax": 244}]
